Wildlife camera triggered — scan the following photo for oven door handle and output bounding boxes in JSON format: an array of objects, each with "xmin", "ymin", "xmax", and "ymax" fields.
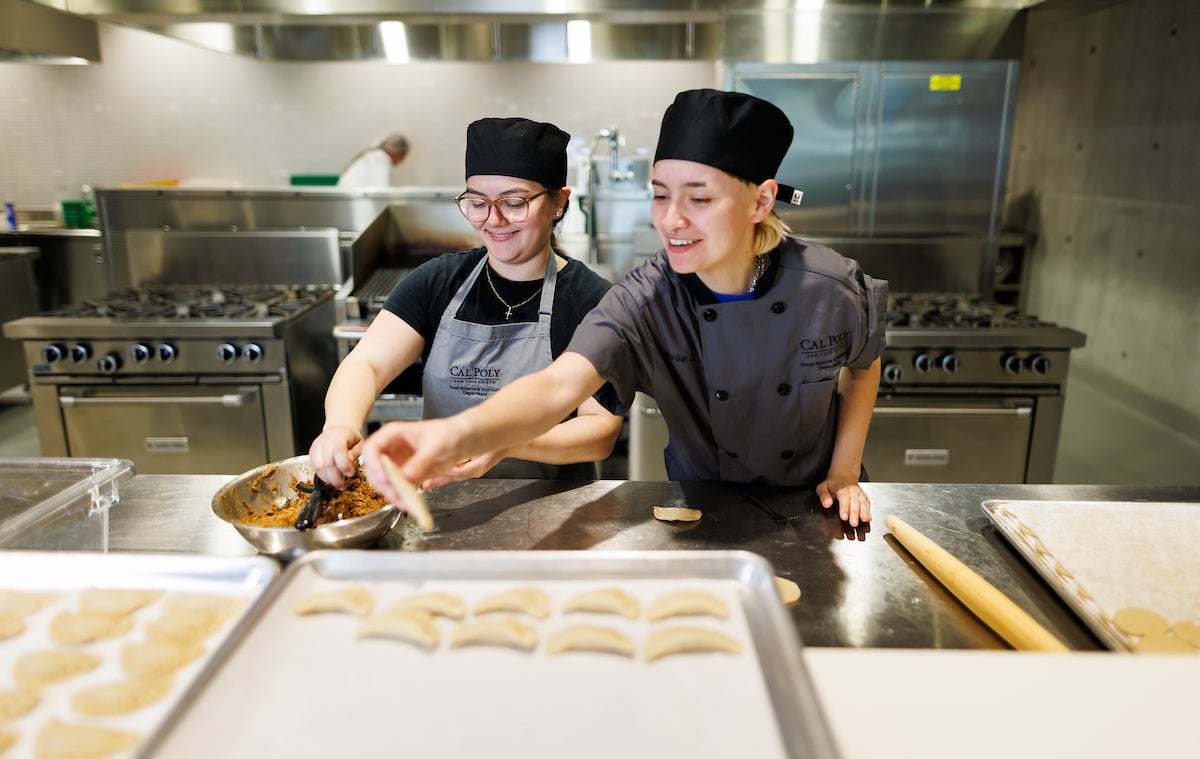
[
  {"xmin": 59, "ymin": 388, "xmax": 260, "ymax": 408},
  {"xmin": 872, "ymin": 405, "xmax": 1032, "ymax": 417}
]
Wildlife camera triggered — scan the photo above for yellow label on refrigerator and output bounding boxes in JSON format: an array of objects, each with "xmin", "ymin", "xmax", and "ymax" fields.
[{"xmin": 929, "ymin": 74, "xmax": 962, "ymax": 91}]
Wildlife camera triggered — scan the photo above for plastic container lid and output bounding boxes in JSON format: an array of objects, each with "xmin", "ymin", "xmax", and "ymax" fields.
[{"xmin": 0, "ymin": 457, "xmax": 135, "ymax": 550}]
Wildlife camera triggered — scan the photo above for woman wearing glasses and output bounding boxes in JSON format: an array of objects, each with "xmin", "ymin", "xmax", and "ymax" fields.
[
  {"xmin": 310, "ymin": 117, "xmax": 620, "ymax": 488},
  {"xmin": 361, "ymin": 90, "xmax": 887, "ymax": 527}
]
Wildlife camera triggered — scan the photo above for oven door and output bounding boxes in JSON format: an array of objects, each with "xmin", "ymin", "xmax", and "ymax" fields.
[
  {"xmin": 863, "ymin": 394, "xmax": 1034, "ymax": 483},
  {"xmin": 58, "ymin": 384, "xmax": 269, "ymax": 475}
]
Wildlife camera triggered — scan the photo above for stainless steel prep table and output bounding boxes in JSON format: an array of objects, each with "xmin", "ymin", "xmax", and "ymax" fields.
[{"xmin": 109, "ymin": 477, "xmax": 1200, "ymax": 651}]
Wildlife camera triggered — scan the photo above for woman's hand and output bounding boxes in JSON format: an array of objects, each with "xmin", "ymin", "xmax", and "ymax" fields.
[
  {"xmin": 308, "ymin": 425, "xmax": 363, "ymax": 488},
  {"xmin": 416, "ymin": 450, "xmax": 508, "ymax": 490},
  {"xmin": 816, "ymin": 475, "xmax": 872, "ymax": 527}
]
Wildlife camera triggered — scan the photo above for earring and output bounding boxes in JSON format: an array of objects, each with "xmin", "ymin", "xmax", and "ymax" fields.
[{"xmin": 555, "ymin": 210, "xmax": 563, "ymax": 218}]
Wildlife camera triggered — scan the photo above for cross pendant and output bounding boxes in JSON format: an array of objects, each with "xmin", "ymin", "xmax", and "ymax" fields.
[{"xmin": 504, "ymin": 307, "xmax": 513, "ymax": 319}]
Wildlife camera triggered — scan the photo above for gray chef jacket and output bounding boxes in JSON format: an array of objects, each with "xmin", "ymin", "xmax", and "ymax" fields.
[{"xmin": 566, "ymin": 237, "xmax": 888, "ymax": 486}]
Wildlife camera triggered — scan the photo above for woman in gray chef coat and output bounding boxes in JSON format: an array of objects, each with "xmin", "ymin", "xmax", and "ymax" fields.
[
  {"xmin": 360, "ymin": 90, "xmax": 887, "ymax": 527},
  {"xmin": 310, "ymin": 117, "xmax": 621, "ymax": 488}
]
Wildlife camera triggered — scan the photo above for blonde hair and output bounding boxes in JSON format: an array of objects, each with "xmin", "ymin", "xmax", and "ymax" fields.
[{"xmin": 742, "ymin": 179, "xmax": 792, "ymax": 256}]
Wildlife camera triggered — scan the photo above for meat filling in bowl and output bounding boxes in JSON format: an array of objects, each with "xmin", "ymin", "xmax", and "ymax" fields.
[{"xmin": 239, "ymin": 469, "xmax": 389, "ymax": 528}]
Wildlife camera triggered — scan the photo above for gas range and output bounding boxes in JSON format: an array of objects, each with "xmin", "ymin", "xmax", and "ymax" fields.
[
  {"xmin": 3, "ymin": 284, "xmax": 336, "ymax": 377},
  {"xmin": 881, "ymin": 293, "xmax": 1086, "ymax": 387}
]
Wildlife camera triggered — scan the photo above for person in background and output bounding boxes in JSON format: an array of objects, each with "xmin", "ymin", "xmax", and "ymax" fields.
[
  {"xmin": 311, "ymin": 117, "xmax": 621, "ymax": 488},
  {"xmin": 337, "ymin": 133, "xmax": 410, "ymax": 187},
  {"xmin": 359, "ymin": 89, "xmax": 888, "ymax": 527}
]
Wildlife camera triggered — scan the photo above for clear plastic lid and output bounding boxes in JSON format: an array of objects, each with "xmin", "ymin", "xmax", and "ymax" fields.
[{"xmin": 0, "ymin": 457, "xmax": 135, "ymax": 546}]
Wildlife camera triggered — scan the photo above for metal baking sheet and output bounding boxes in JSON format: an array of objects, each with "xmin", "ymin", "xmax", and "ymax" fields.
[
  {"xmin": 983, "ymin": 500, "xmax": 1200, "ymax": 651},
  {"xmin": 0, "ymin": 551, "xmax": 279, "ymax": 759},
  {"xmin": 143, "ymin": 550, "xmax": 840, "ymax": 759}
]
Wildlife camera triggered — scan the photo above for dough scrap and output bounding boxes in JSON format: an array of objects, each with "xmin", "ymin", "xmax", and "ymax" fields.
[
  {"xmin": 774, "ymin": 577, "xmax": 801, "ymax": 606},
  {"xmin": 563, "ymin": 588, "xmax": 640, "ymax": 620},
  {"xmin": 34, "ymin": 718, "xmax": 138, "ymax": 759},
  {"xmin": 292, "ymin": 585, "xmax": 374, "ymax": 617},
  {"xmin": 0, "ymin": 687, "xmax": 40, "ymax": 723},
  {"xmin": 0, "ymin": 590, "xmax": 57, "ymax": 617},
  {"xmin": 120, "ymin": 639, "xmax": 203, "ymax": 678},
  {"xmin": 1112, "ymin": 607, "xmax": 1170, "ymax": 637},
  {"xmin": 70, "ymin": 676, "xmax": 174, "ymax": 716},
  {"xmin": 358, "ymin": 606, "xmax": 440, "ymax": 649},
  {"xmin": 1135, "ymin": 632, "xmax": 1197, "ymax": 655},
  {"xmin": 380, "ymin": 454, "xmax": 434, "ymax": 531},
  {"xmin": 48, "ymin": 610, "xmax": 135, "ymax": 645},
  {"xmin": 145, "ymin": 609, "xmax": 224, "ymax": 646},
  {"xmin": 474, "ymin": 586, "xmax": 551, "ymax": 620},
  {"xmin": 450, "ymin": 618, "xmax": 539, "ymax": 652},
  {"xmin": 397, "ymin": 592, "xmax": 466, "ymax": 621},
  {"xmin": 78, "ymin": 589, "xmax": 163, "ymax": 616},
  {"xmin": 546, "ymin": 625, "xmax": 635, "ymax": 658},
  {"xmin": 1172, "ymin": 620, "xmax": 1200, "ymax": 649},
  {"xmin": 644, "ymin": 626, "xmax": 743, "ymax": 661},
  {"xmin": 653, "ymin": 506, "xmax": 702, "ymax": 523},
  {"xmin": 13, "ymin": 650, "xmax": 101, "ymax": 689},
  {"xmin": 0, "ymin": 612, "xmax": 25, "ymax": 642},
  {"xmin": 646, "ymin": 590, "xmax": 729, "ymax": 622}
]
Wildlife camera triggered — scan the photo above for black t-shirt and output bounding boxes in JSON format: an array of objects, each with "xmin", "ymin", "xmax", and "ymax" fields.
[{"xmin": 383, "ymin": 247, "xmax": 619, "ymax": 411}]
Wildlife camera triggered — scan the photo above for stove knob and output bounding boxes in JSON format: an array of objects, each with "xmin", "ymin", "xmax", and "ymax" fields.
[
  {"xmin": 940, "ymin": 354, "xmax": 961, "ymax": 375},
  {"xmin": 1001, "ymin": 353, "xmax": 1024, "ymax": 375},
  {"xmin": 1027, "ymin": 354, "xmax": 1052, "ymax": 375},
  {"xmin": 241, "ymin": 343, "xmax": 264, "ymax": 364},
  {"xmin": 97, "ymin": 353, "xmax": 123, "ymax": 375},
  {"xmin": 882, "ymin": 362, "xmax": 903, "ymax": 384},
  {"xmin": 41, "ymin": 344, "xmax": 66, "ymax": 364},
  {"xmin": 155, "ymin": 344, "xmax": 177, "ymax": 364},
  {"xmin": 913, "ymin": 353, "xmax": 934, "ymax": 374},
  {"xmin": 216, "ymin": 343, "xmax": 238, "ymax": 364},
  {"xmin": 69, "ymin": 344, "xmax": 92, "ymax": 364},
  {"xmin": 130, "ymin": 344, "xmax": 152, "ymax": 364}
]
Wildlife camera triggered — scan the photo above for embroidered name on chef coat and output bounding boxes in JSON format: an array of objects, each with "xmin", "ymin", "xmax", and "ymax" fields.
[{"xmin": 796, "ymin": 329, "xmax": 852, "ymax": 373}]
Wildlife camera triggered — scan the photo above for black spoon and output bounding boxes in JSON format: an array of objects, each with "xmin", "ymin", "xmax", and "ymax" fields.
[{"xmin": 294, "ymin": 474, "xmax": 332, "ymax": 531}]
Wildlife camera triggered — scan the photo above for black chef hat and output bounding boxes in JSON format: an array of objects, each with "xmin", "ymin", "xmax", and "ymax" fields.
[
  {"xmin": 653, "ymin": 89, "xmax": 794, "ymax": 186},
  {"xmin": 465, "ymin": 117, "xmax": 570, "ymax": 189}
]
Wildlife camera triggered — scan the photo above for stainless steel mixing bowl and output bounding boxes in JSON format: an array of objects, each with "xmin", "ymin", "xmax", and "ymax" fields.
[{"xmin": 212, "ymin": 455, "xmax": 401, "ymax": 560}]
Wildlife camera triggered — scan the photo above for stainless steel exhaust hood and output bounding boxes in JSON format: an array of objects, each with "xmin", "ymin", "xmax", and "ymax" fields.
[
  {"xmin": 24, "ymin": 1, "xmax": 1068, "ymax": 63},
  {"xmin": 0, "ymin": 0, "xmax": 99, "ymax": 63}
]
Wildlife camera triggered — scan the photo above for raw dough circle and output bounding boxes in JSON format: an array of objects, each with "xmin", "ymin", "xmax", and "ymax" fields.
[
  {"xmin": 1172, "ymin": 620, "xmax": 1200, "ymax": 649},
  {"xmin": 1112, "ymin": 607, "xmax": 1170, "ymax": 636},
  {"xmin": 653, "ymin": 506, "xmax": 702, "ymax": 523},
  {"xmin": 1135, "ymin": 632, "xmax": 1196, "ymax": 655},
  {"xmin": 774, "ymin": 577, "xmax": 801, "ymax": 606}
]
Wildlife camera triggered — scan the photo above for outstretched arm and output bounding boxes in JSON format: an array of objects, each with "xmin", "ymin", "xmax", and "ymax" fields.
[{"xmin": 816, "ymin": 357, "xmax": 881, "ymax": 527}]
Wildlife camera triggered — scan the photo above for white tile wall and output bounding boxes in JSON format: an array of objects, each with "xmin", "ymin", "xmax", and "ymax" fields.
[{"xmin": 0, "ymin": 23, "xmax": 718, "ymax": 206}]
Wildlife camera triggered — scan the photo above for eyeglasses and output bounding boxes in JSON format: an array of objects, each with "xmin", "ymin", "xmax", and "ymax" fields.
[{"xmin": 454, "ymin": 189, "xmax": 550, "ymax": 223}]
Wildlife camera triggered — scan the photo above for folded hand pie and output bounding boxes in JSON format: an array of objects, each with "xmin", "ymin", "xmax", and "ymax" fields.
[
  {"xmin": 646, "ymin": 590, "xmax": 729, "ymax": 622},
  {"xmin": 292, "ymin": 585, "xmax": 374, "ymax": 617},
  {"xmin": 644, "ymin": 626, "xmax": 742, "ymax": 661},
  {"xmin": 358, "ymin": 606, "xmax": 440, "ymax": 650},
  {"xmin": 562, "ymin": 588, "xmax": 640, "ymax": 620},
  {"xmin": 546, "ymin": 625, "xmax": 635, "ymax": 657},
  {"xmin": 451, "ymin": 618, "xmax": 538, "ymax": 652},
  {"xmin": 473, "ymin": 586, "xmax": 551, "ymax": 620}
]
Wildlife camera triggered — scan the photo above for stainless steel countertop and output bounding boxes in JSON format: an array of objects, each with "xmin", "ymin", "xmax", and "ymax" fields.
[{"xmin": 114, "ymin": 476, "xmax": 1200, "ymax": 650}]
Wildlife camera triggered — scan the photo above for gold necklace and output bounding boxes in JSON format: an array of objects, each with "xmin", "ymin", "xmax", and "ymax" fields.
[{"xmin": 484, "ymin": 263, "xmax": 543, "ymax": 320}]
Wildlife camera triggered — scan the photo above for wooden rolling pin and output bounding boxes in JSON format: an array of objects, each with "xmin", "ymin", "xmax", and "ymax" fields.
[{"xmin": 885, "ymin": 515, "xmax": 1069, "ymax": 652}]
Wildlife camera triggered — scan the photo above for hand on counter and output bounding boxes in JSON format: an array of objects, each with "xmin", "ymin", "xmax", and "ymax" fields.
[{"xmin": 817, "ymin": 475, "xmax": 872, "ymax": 527}]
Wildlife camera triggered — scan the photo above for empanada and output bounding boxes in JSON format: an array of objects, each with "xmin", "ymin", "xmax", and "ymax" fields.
[
  {"xmin": 48, "ymin": 610, "xmax": 134, "ymax": 645},
  {"xmin": 397, "ymin": 592, "xmax": 466, "ymax": 621},
  {"xmin": 292, "ymin": 585, "xmax": 374, "ymax": 617},
  {"xmin": 644, "ymin": 626, "xmax": 742, "ymax": 661},
  {"xmin": 0, "ymin": 612, "xmax": 25, "ymax": 642},
  {"xmin": 358, "ymin": 606, "xmax": 440, "ymax": 649},
  {"xmin": 13, "ymin": 650, "xmax": 101, "ymax": 689},
  {"xmin": 34, "ymin": 718, "xmax": 138, "ymax": 759},
  {"xmin": 120, "ymin": 638, "xmax": 203, "ymax": 678},
  {"xmin": 473, "ymin": 586, "xmax": 550, "ymax": 620},
  {"xmin": 71, "ymin": 677, "xmax": 174, "ymax": 716},
  {"xmin": 562, "ymin": 588, "xmax": 640, "ymax": 620},
  {"xmin": 78, "ymin": 589, "xmax": 163, "ymax": 616},
  {"xmin": 450, "ymin": 618, "xmax": 538, "ymax": 652},
  {"xmin": 546, "ymin": 625, "xmax": 635, "ymax": 657},
  {"xmin": 145, "ymin": 609, "xmax": 224, "ymax": 646},
  {"xmin": 0, "ymin": 590, "xmax": 57, "ymax": 617},
  {"xmin": 646, "ymin": 590, "xmax": 729, "ymax": 621},
  {"xmin": 0, "ymin": 687, "xmax": 39, "ymax": 722},
  {"xmin": 162, "ymin": 592, "xmax": 244, "ymax": 619}
]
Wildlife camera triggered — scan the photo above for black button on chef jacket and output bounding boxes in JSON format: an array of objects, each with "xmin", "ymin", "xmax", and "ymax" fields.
[{"xmin": 567, "ymin": 237, "xmax": 887, "ymax": 486}]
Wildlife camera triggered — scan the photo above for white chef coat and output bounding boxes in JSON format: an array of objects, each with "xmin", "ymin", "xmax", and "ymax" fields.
[{"xmin": 337, "ymin": 148, "xmax": 393, "ymax": 187}]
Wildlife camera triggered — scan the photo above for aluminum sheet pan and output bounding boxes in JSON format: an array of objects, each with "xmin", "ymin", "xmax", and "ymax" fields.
[
  {"xmin": 0, "ymin": 551, "xmax": 279, "ymax": 759},
  {"xmin": 983, "ymin": 500, "xmax": 1200, "ymax": 652},
  {"xmin": 144, "ymin": 550, "xmax": 840, "ymax": 759}
]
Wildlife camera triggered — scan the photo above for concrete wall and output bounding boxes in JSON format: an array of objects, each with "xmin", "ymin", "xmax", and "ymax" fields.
[
  {"xmin": 1006, "ymin": 0, "xmax": 1200, "ymax": 467},
  {"xmin": 0, "ymin": 23, "xmax": 717, "ymax": 206}
]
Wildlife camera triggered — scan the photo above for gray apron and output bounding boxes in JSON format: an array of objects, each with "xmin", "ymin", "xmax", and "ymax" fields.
[{"xmin": 423, "ymin": 253, "xmax": 595, "ymax": 480}]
